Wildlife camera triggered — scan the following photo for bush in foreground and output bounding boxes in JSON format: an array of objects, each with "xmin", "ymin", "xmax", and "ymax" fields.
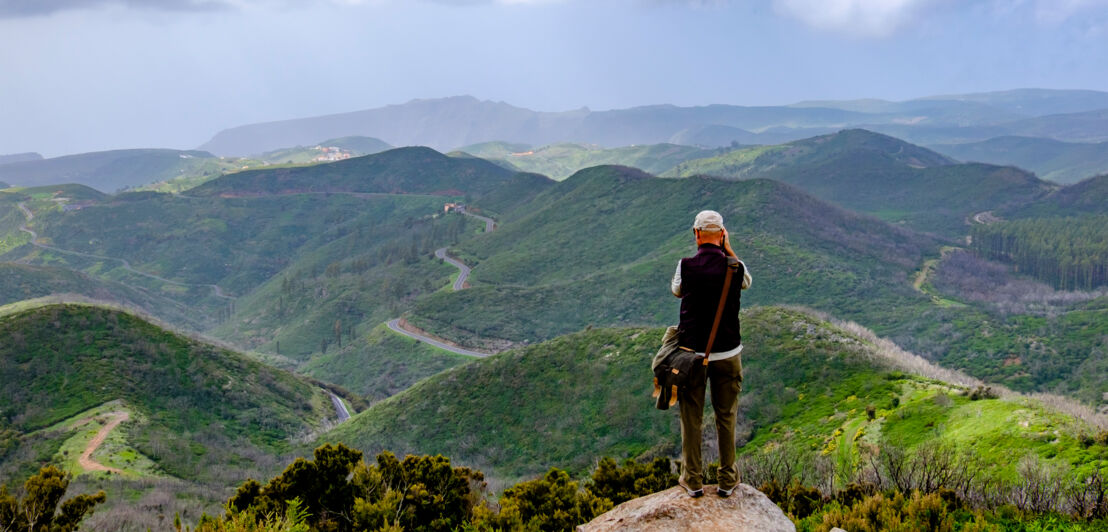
[{"xmin": 0, "ymin": 465, "xmax": 106, "ymax": 532}]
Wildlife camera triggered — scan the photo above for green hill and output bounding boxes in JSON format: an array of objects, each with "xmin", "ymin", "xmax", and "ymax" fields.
[
  {"xmin": 323, "ymin": 307, "xmax": 1107, "ymax": 483},
  {"xmin": 0, "ymin": 302, "xmax": 340, "ymax": 530},
  {"xmin": 0, "ymin": 303, "xmax": 334, "ymax": 482},
  {"xmin": 406, "ymin": 164, "xmax": 938, "ymax": 350},
  {"xmin": 931, "ymin": 136, "xmax": 1108, "ymax": 184},
  {"xmin": 453, "ymin": 141, "xmax": 722, "ymax": 180},
  {"xmin": 299, "ymin": 322, "xmax": 473, "ymax": 401},
  {"xmin": 190, "ymin": 146, "xmax": 519, "ymax": 197},
  {"xmin": 0, "ymin": 263, "xmax": 214, "ymax": 331},
  {"xmin": 1004, "ymin": 173, "xmax": 1108, "ymax": 219},
  {"xmin": 0, "ymin": 149, "xmax": 230, "ymax": 193},
  {"xmin": 402, "ymin": 164, "xmax": 1108, "ymax": 401},
  {"xmin": 207, "ymin": 208, "xmax": 485, "ymax": 360},
  {"xmin": 668, "ymin": 129, "xmax": 1052, "ymax": 236}
]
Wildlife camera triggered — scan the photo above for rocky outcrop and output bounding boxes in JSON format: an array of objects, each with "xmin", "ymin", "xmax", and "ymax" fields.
[{"xmin": 577, "ymin": 484, "xmax": 795, "ymax": 532}]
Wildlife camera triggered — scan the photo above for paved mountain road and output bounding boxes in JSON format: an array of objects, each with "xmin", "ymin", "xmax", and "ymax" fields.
[
  {"xmin": 459, "ymin": 206, "xmax": 495, "ymax": 232},
  {"xmin": 387, "ymin": 318, "xmax": 490, "ymax": 358},
  {"xmin": 385, "ymin": 206, "xmax": 499, "ymax": 358},
  {"xmin": 436, "ymin": 247, "xmax": 472, "ymax": 291}
]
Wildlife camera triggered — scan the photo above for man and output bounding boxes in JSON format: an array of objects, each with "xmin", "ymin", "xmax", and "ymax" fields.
[{"xmin": 670, "ymin": 210, "xmax": 751, "ymax": 498}]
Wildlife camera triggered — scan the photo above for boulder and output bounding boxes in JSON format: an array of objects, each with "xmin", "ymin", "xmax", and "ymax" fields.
[{"xmin": 578, "ymin": 484, "xmax": 795, "ymax": 532}]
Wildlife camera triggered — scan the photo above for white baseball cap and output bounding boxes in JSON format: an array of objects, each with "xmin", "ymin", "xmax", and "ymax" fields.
[{"xmin": 693, "ymin": 210, "xmax": 724, "ymax": 232}]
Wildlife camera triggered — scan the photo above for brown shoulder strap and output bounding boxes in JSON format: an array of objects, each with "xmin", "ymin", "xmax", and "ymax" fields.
[{"xmin": 702, "ymin": 264, "xmax": 735, "ymax": 366}]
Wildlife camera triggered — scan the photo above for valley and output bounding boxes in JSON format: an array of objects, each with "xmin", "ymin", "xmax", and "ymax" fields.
[{"xmin": 2, "ymin": 97, "xmax": 1108, "ymax": 529}]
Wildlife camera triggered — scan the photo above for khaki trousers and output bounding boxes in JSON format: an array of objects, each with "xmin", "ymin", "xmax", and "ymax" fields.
[{"xmin": 678, "ymin": 354, "xmax": 742, "ymax": 491}]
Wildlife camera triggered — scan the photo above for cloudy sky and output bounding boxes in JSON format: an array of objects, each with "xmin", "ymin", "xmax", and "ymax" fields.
[{"xmin": 1, "ymin": 0, "xmax": 1106, "ymax": 156}]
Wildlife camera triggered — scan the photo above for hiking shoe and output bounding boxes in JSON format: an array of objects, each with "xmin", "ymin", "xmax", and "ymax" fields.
[
  {"xmin": 678, "ymin": 479, "xmax": 704, "ymax": 498},
  {"xmin": 716, "ymin": 486, "xmax": 735, "ymax": 498}
]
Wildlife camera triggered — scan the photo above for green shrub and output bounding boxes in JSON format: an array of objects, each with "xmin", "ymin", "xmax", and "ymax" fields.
[
  {"xmin": 587, "ymin": 457, "xmax": 676, "ymax": 505},
  {"xmin": 0, "ymin": 465, "xmax": 106, "ymax": 532},
  {"xmin": 223, "ymin": 444, "xmax": 485, "ymax": 532},
  {"xmin": 475, "ymin": 468, "xmax": 611, "ymax": 532}
]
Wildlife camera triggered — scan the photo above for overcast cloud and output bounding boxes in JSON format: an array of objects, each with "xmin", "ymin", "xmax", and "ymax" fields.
[{"xmin": 1, "ymin": 0, "xmax": 1105, "ymax": 156}]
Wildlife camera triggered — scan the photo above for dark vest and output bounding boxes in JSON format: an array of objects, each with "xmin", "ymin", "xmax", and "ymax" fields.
[{"xmin": 677, "ymin": 244, "xmax": 743, "ymax": 353}]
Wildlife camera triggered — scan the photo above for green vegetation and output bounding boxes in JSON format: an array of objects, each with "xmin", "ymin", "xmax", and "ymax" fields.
[
  {"xmin": 931, "ymin": 136, "xmax": 1108, "ymax": 185},
  {"xmin": 408, "ymin": 165, "xmax": 936, "ymax": 349},
  {"xmin": 1006, "ymin": 174, "xmax": 1108, "ymax": 219},
  {"xmin": 210, "ymin": 438, "xmax": 1108, "ymax": 531},
  {"xmin": 299, "ymin": 323, "xmax": 472, "ymax": 401},
  {"xmin": 210, "ymin": 210, "xmax": 482, "ymax": 359},
  {"xmin": 453, "ymin": 141, "xmax": 722, "ymax": 180},
  {"xmin": 0, "ymin": 263, "xmax": 215, "ymax": 331},
  {"xmin": 213, "ymin": 444, "xmax": 679, "ymax": 532},
  {"xmin": 0, "ymin": 303, "xmax": 332, "ymax": 485},
  {"xmin": 0, "ymin": 465, "xmax": 106, "ymax": 532},
  {"xmin": 218, "ymin": 444, "xmax": 486, "ymax": 532},
  {"xmin": 190, "ymin": 146, "xmax": 518, "ymax": 198},
  {"xmin": 326, "ymin": 307, "xmax": 1106, "ymax": 484},
  {"xmin": 972, "ymin": 215, "xmax": 1108, "ymax": 290},
  {"xmin": 668, "ymin": 129, "xmax": 1052, "ymax": 236}
]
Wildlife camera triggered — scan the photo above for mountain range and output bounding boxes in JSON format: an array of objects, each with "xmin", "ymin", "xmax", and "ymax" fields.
[
  {"xmin": 0, "ymin": 149, "xmax": 225, "ymax": 193},
  {"xmin": 198, "ymin": 89, "xmax": 1108, "ymax": 157},
  {"xmin": 3, "ymin": 110, "xmax": 1108, "ymax": 529}
]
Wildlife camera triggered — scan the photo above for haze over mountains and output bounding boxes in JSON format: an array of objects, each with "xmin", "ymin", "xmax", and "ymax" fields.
[{"xmin": 198, "ymin": 89, "xmax": 1108, "ymax": 158}]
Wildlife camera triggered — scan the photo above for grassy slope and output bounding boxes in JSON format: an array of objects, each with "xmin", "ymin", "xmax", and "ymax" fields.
[
  {"xmin": 407, "ymin": 165, "xmax": 937, "ymax": 349},
  {"xmin": 0, "ymin": 263, "xmax": 212, "ymax": 331},
  {"xmin": 931, "ymin": 136, "xmax": 1108, "ymax": 185},
  {"xmin": 324, "ymin": 307, "xmax": 1107, "ymax": 483},
  {"xmin": 300, "ymin": 322, "xmax": 472, "ymax": 401},
  {"xmin": 668, "ymin": 129, "xmax": 1053, "ymax": 236},
  {"xmin": 1003, "ymin": 173, "xmax": 1108, "ymax": 219},
  {"xmin": 0, "ymin": 303, "xmax": 333, "ymax": 485},
  {"xmin": 454, "ymin": 142, "xmax": 722, "ymax": 180},
  {"xmin": 22, "ymin": 193, "xmax": 441, "ymax": 295},
  {"xmin": 407, "ymin": 164, "xmax": 1107, "ymax": 401},
  {"xmin": 210, "ymin": 211, "xmax": 483, "ymax": 359}
]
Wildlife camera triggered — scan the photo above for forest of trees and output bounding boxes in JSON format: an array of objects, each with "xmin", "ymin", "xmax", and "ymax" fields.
[{"xmin": 971, "ymin": 215, "xmax": 1108, "ymax": 291}]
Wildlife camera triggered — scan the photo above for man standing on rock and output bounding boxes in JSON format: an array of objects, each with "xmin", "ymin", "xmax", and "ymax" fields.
[{"xmin": 670, "ymin": 210, "xmax": 751, "ymax": 498}]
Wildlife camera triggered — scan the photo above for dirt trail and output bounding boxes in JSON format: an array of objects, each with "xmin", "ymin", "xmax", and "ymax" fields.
[{"xmin": 78, "ymin": 411, "xmax": 129, "ymax": 474}]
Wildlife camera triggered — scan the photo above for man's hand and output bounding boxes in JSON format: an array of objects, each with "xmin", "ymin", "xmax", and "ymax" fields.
[{"xmin": 722, "ymin": 228, "xmax": 737, "ymax": 258}]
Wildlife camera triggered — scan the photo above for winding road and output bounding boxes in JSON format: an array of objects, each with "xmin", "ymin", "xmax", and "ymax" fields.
[
  {"xmin": 459, "ymin": 206, "xmax": 495, "ymax": 233},
  {"xmin": 385, "ymin": 207, "xmax": 498, "ymax": 358},
  {"xmin": 16, "ymin": 202, "xmax": 233, "ymax": 301},
  {"xmin": 387, "ymin": 318, "xmax": 490, "ymax": 357},
  {"xmin": 435, "ymin": 247, "xmax": 472, "ymax": 291}
]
